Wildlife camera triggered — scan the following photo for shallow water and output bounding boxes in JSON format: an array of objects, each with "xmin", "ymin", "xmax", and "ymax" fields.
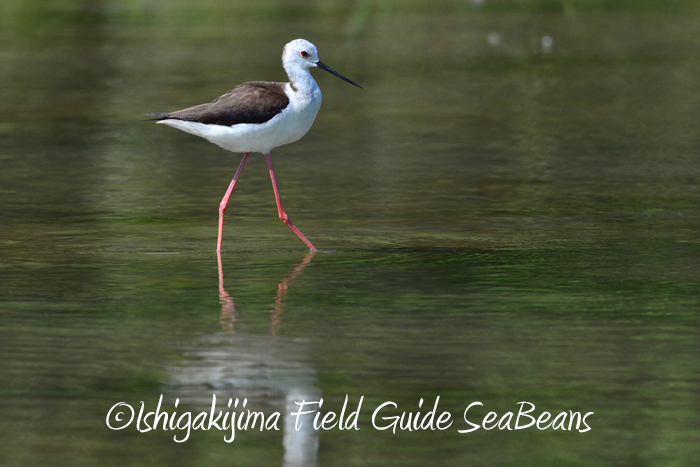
[{"xmin": 1, "ymin": 1, "xmax": 700, "ymax": 466}]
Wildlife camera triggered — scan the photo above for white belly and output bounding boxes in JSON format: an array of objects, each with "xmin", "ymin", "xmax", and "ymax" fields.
[{"xmin": 158, "ymin": 87, "xmax": 322, "ymax": 154}]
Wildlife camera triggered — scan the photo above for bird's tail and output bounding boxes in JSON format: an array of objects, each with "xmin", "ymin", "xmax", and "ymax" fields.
[{"xmin": 143, "ymin": 112, "xmax": 172, "ymax": 121}]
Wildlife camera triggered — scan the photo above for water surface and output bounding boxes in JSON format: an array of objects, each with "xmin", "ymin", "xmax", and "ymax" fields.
[{"xmin": 1, "ymin": 1, "xmax": 699, "ymax": 466}]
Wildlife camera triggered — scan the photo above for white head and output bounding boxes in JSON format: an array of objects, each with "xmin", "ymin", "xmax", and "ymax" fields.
[
  {"xmin": 282, "ymin": 39, "xmax": 362, "ymax": 88},
  {"xmin": 282, "ymin": 39, "xmax": 319, "ymax": 71}
]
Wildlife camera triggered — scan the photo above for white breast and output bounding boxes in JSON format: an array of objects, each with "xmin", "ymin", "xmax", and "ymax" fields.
[{"xmin": 158, "ymin": 83, "xmax": 322, "ymax": 154}]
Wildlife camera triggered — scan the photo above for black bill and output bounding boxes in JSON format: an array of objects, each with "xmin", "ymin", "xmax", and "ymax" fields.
[{"xmin": 316, "ymin": 61, "xmax": 362, "ymax": 88}]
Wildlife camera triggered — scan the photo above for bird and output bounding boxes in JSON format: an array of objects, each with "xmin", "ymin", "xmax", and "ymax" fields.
[{"xmin": 145, "ymin": 39, "xmax": 361, "ymax": 252}]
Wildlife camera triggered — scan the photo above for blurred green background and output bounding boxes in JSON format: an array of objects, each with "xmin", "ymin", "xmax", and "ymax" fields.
[{"xmin": 1, "ymin": 0, "xmax": 699, "ymax": 466}]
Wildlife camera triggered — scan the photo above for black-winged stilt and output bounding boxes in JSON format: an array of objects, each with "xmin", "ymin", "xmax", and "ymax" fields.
[{"xmin": 146, "ymin": 39, "xmax": 361, "ymax": 252}]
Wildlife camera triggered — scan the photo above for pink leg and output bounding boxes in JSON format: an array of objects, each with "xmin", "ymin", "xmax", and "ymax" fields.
[
  {"xmin": 217, "ymin": 152, "xmax": 249, "ymax": 252},
  {"xmin": 265, "ymin": 152, "xmax": 317, "ymax": 251}
]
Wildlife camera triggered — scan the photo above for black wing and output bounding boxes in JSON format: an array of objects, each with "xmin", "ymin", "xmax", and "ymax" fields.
[{"xmin": 145, "ymin": 81, "xmax": 290, "ymax": 126}]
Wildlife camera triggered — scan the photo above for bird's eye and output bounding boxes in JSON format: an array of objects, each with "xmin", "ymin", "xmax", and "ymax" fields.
[{"xmin": 300, "ymin": 51, "xmax": 309, "ymax": 58}]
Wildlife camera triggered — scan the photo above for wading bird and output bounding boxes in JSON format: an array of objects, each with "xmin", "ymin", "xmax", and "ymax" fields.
[{"xmin": 146, "ymin": 39, "xmax": 361, "ymax": 251}]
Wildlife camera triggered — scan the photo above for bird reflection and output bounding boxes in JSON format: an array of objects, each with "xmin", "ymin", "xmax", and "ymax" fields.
[
  {"xmin": 269, "ymin": 251, "xmax": 315, "ymax": 335},
  {"xmin": 169, "ymin": 251, "xmax": 319, "ymax": 467},
  {"xmin": 217, "ymin": 250, "xmax": 316, "ymax": 333}
]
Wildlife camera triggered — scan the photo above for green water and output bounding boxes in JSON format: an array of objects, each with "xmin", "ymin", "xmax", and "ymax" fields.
[{"xmin": 1, "ymin": 1, "xmax": 700, "ymax": 465}]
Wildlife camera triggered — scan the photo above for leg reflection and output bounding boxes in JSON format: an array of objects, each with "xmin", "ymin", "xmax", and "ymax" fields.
[
  {"xmin": 218, "ymin": 250, "xmax": 316, "ymax": 332},
  {"xmin": 217, "ymin": 251, "xmax": 236, "ymax": 331},
  {"xmin": 215, "ymin": 250, "xmax": 321, "ymax": 467},
  {"xmin": 211, "ymin": 250, "xmax": 320, "ymax": 467},
  {"xmin": 270, "ymin": 251, "xmax": 315, "ymax": 335}
]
